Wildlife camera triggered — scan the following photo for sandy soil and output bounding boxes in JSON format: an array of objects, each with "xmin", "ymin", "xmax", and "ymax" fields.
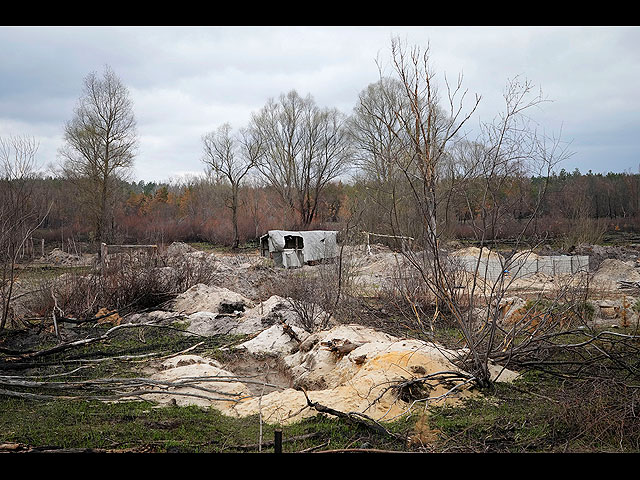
[{"xmin": 13, "ymin": 240, "xmax": 640, "ymax": 425}]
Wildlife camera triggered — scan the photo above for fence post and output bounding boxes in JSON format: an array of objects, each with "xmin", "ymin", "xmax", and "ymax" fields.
[
  {"xmin": 274, "ymin": 429, "xmax": 282, "ymax": 454},
  {"xmin": 100, "ymin": 243, "xmax": 108, "ymax": 270}
]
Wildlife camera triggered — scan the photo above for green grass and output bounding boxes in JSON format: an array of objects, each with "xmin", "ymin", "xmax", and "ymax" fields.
[
  {"xmin": 428, "ymin": 370, "xmax": 640, "ymax": 453},
  {"xmin": 428, "ymin": 385, "xmax": 552, "ymax": 453},
  {"xmin": 0, "ymin": 397, "xmax": 410, "ymax": 452},
  {"xmin": 26, "ymin": 324, "xmax": 243, "ymax": 381},
  {"xmin": 15, "ymin": 264, "xmax": 93, "ymax": 283},
  {"xmin": 0, "ymin": 398, "xmax": 265, "ymax": 452},
  {"xmin": 0, "ymin": 323, "xmax": 410, "ymax": 453}
]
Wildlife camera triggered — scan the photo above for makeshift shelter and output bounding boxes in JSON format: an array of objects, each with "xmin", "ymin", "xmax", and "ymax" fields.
[{"xmin": 260, "ymin": 230, "xmax": 338, "ymax": 268}]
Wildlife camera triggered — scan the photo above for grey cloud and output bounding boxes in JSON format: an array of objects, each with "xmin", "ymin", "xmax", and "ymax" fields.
[{"xmin": 0, "ymin": 26, "xmax": 638, "ymax": 182}]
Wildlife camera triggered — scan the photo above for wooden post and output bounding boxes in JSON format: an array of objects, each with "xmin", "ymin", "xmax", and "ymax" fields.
[
  {"xmin": 41, "ymin": 238, "xmax": 45, "ymax": 258},
  {"xmin": 100, "ymin": 243, "xmax": 108, "ymax": 269},
  {"xmin": 274, "ymin": 429, "xmax": 282, "ymax": 454}
]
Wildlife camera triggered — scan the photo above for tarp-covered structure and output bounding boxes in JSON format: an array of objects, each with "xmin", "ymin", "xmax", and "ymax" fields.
[{"xmin": 260, "ymin": 230, "xmax": 338, "ymax": 268}]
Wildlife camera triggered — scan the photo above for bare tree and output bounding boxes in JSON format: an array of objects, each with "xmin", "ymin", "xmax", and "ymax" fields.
[
  {"xmin": 349, "ymin": 77, "xmax": 409, "ymax": 186},
  {"xmin": 348, "ymin": 77, "xmax": 415, "ymax": 236},
  {"xmin": 59, "ymin": 65, "xmax": 137, "ymax": 245},
  {"xmin": 0, "ymin": 135, "xmax": 48, "ymax": 330},
  {"xmin": 361, "ymin": 39, "xmax": 572, "ymax": 388},
  {"xmin": 250, "ymin": 90, "xmax": 352, "ymax": 227},
  {"xmin": 386, "ymin": 39, "xmax": 481, "ymax": 250},
  {"xmin": 430, "ymin": 101, "xmax": 568, "ymax": 385},
  {"xmin": 202, "ymin": 124, "xmax": 260, "ymax": 249}
]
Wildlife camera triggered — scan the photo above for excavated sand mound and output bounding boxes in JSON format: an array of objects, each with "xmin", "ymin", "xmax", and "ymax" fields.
[
  {"xmin": 165, "ymin": 242, "xmax": 197, "ymax": 256},
  {"xmin": 591, "ymin": 258, "xmax": 640, "ymax": 291},
  {"xmin": 181, "ymin": 295, "xmax": 291, "ymax": 337},
  {"xmin": 237, "ymin": 323, "xmax": 309, "ymax": 356},
  {"xmin": 140, "ymin": 324, "xmax": 518, "ymax": 425},
  {"xmin": 171, "ymin": 284, "xmax": 254, "ymax": 315},
  {"xmin": 351, "ymin": 252, "xmax": 407, "ymax": 292},
  {"xmin": 143, "ymin": 355, "xmax": 252, "ymax": 410},
  {"xmin": 451, "ymin": 246, "xmax": 503, "ymax": 261},
  {"xmin": 46, "ymin": 248, "xmax": 92, "ymax": 266}
]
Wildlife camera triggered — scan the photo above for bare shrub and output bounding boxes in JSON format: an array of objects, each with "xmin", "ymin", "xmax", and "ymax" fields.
[
  {"xmin": 28, "ymin": 249, "xmax": 217, "ymax": 323},
  {"xmin": 159, "ymin": 249, "xmax": 218, "ymax": 294},
  {"xmin": 560, "ymin": 216, "xmax": 608, "ymax": 250},
  {"xmin": 272, "ymin": 269, "xmax": 333, "ymax": 332},
  {"xmin": 376, "ymin": 253, "xmax": 440, "ymax": 331},
  {"xmin": 264, "ymin": 252, "xmax": 359, "ymax": 332}
]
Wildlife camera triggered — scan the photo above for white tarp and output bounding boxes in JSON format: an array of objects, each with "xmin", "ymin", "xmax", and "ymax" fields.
[
  {"xmin": 261, "ymin": 230, "xmax": 338, "ymax": 266},
  {"xmin": 282, "ymin": 249, "xmax": 303, "ymax": 268}
]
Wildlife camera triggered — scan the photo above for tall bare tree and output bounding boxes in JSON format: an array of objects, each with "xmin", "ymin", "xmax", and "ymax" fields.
[
  {"xmin": 348, "ymin": 77, "xmax": 413, "ymax": 235},
  {"xmin": 0, "ymin": 135, "xmax": 48, "ymax": 330},
  {"xmin": 250, "ymin": 90, "xmax": 352, "ymax": 227},
  {"xmin": 202, "ymin": 123, "xmax": 260, "ymax": 249},
  {"xmin": 361, "ymin": 39, "xmax": 571, "ymax": 388},
  {"xmin": 386, "ymin": 39, "xmax": 481, "ymax": 250},
  {"xmin": 350, "ymin": 77, "xmax": 409, "ymax": 186},
  {"xmin": 59, "ymin": 65, "xmax": 137, "ymax": 245}
]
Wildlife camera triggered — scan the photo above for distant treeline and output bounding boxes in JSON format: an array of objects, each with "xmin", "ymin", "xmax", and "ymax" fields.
[{"xmin": 18, "ymin": 167, "xmax": 640, "ymax": 250}]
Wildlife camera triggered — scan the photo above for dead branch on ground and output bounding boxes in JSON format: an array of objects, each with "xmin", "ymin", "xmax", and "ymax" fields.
[
  {"xmin": 0, "ymin": 322, "xmax": 201, "ymax": 363},
  {"xmin": 300, "ymin": 388, "xmax": 403, "ymax": 441},
  {"xmin": 0, "ymin": 371, "xmax": 287, "ymax": 404}
]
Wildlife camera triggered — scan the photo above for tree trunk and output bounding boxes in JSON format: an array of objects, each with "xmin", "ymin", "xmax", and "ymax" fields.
[
  {"xmin": 232, "ymin": 184, "xmax": 239, "ymax": 249},
  {"xmin": 0, "ymin": 254, "xmax": 16, "ymax": 330}
]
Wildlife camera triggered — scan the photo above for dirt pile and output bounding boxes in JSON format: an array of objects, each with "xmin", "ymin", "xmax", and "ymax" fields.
[
  {"xmin": 46, "ymin": 248, "xmax": 92, "ymax": 266},
  {"xmin": 127, "ymin": 262, "xmax": 481, "ymax": 423},
  {"xmin": 171, "ymin": 283, "xmax": 254, "ymax": 315},
  {"xmin": 346, "ymin": 246, "xmax": 409, "ymax": 293},
  {"xmin": 164, "ymin": 242, "xmax": 197, "ymax": 256},
  {"xmin": 181, "ymin": 294, "xmax": 331, "ymax": 338},
  {"xmin": 451, "ymin": 246, "xmax": 503, "ymax": 261},
  {"xmin": 574, "ymin": 243, "xmax": 640, "ymax": 269},
  {"xmin": 156, "ymin": 243, "xmax": 272, "ymax": 301},
  {"xmin": 128, "ymin": 282, "xmax": 336, "ymax": 338},
  {"xmin": 163, "ymin": 247, "xmax": 218, "ymax": 273},
  {"xmin": 143, "ymin": 355, "xmax": 252, "ymax": 410},
  {"xmin": 591, "ymin": 258, "xmax": 640, "ymax": 291},
  {"xmin": 139, "ymin": 317, "xmax": 518, "ymax": 425}
]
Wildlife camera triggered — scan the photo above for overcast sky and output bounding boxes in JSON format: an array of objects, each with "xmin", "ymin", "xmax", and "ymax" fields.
[{"xmin": 1, "ymin": 25, "xmax": 638, "ymax": 183}]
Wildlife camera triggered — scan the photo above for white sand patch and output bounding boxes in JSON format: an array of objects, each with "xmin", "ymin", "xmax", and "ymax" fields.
[{"xmin": 172, "ymin": 284, "xmax": 254, "ymax": 315}]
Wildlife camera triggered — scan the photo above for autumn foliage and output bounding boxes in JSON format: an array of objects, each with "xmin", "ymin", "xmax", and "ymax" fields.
[{"xmin": 13, "ymin": 168, "xmax": 640, "ymax": 252}]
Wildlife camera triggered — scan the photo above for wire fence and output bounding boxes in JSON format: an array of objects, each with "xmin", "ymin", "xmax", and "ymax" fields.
[{"xmin": 451, "ymin": 254, "xmax": 590, "ymax": 282}]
